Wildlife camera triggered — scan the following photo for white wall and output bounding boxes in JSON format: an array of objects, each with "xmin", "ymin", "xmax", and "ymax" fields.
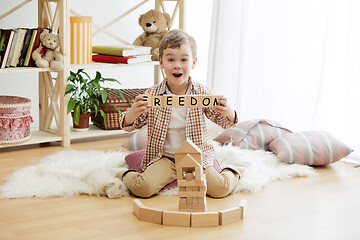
[{"xmin": 0, "ymin": 0, "xmax": 213, "ymax": 128}]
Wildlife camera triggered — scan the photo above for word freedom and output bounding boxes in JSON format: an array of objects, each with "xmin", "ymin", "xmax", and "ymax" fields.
[{"xmin": 142, "ymin": 95, "xmax": 222, "ymax": 108}]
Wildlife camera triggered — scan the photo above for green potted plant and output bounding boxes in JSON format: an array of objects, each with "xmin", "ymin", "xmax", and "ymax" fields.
[{"xmin": 65, "ymin": 69, "xmax": 124, "ymax": 131}]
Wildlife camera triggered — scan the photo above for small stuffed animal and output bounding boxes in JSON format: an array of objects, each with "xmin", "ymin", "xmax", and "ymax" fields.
[
  {"xmin": 133, "ymin": 9, "xmax": 171, "ymax": 61},
  {"xmin": 32, "ymin": 32, "xmax": 64, "ymax": 72}
]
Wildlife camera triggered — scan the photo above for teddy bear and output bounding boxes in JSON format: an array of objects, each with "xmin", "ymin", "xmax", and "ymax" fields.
[
  {"xmin": 32, "ymin": 31, "xmax": 64, "ymax": 72},
  {"xmin": 133, "ymin": 9, "xmax": 171, "ymax": 61}
]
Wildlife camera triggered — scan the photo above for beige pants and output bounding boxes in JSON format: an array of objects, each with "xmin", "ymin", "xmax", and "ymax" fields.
[{"xmin": 121, "ymin": 156, "xmax": 240, "ymax": 198}]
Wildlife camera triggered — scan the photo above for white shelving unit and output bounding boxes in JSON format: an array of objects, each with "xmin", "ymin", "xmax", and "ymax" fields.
[{"xmin": 0, "ymin": 0, "xmax": 185, "ymax": 149}]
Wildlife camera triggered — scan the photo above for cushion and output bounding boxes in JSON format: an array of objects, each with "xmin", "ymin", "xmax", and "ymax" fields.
[
  {"xmin": 268, "ymin": 131, "xmax": 353, "ymax": 165},
  {"xmin": 213, "ymin": 119, "xmax": 292, "ymax": 150},
  {"xmin": 122, "ymin": 126, "xmax": 148, "ymax": 151},
  {"xmin": 125, "ymin": 149, "xmax": 177, "ymax": 189}
]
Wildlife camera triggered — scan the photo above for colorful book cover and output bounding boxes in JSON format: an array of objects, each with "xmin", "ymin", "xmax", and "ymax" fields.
[
  {"xmin": 92, "ymin": 45, "xmax": 151, "ymax": 57},
  {"xmin": 92, "ymin": 54, "xmax": 152, "ymax": 64}
]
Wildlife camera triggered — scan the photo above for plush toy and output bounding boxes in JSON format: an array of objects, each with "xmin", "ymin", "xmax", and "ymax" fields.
[
  {"xmin": 133, "ymin": 9, "xmax": 171, "ymax": 61},
  {"xmin": 32, "ymin": 31, "xmax": 64, "ymax": 72}
]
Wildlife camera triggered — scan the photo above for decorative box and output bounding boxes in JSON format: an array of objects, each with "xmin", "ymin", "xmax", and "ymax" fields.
[
  {"xmin": 0, "ymin": 96, "xmax": 34, "ymax": 144},
  {"xmin": 91, "ymin": 88, "xmax": 147, "ymax": 130}
]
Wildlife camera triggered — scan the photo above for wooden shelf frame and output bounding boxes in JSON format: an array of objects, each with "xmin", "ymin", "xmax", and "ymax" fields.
[{"xmin": 0, "ymin": 0, "xmax": 185, "ymax": 149}]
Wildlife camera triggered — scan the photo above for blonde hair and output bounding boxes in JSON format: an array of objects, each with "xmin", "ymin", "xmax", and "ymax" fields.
[{"xmin": 159, "ymin": 29, "xmax": 197, "ymax": 59}]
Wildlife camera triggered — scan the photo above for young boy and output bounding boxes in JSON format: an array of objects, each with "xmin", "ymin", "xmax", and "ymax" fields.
[{"xmin": 117, "ymin": 29, "xmax": 242, "ymax": 198}]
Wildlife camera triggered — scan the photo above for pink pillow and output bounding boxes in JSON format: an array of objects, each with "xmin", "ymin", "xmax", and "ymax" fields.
[
  {"xmin": 269, "ymin": 131, "xmax": 353, "ymax": 165},
  {"xmin": 125, "ymin": 150, "xmax": 177, "ymax": 189},
  {"xmin": 214, "ymin": 119, "xmax": 292, "ymax": 150},
  {"xmin": 122, "ymin": 126, "xmax": 147, "ymax": 151}
]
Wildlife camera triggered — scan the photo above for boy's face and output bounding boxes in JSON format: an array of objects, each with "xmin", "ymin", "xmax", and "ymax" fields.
[{"xmin": 159, "ymin": 43, "xmax": 197, "ymax": 88}]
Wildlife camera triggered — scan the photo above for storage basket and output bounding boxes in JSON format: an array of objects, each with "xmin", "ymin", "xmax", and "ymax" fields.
[
  {"xmin": 91, "ymin": 88, "xmax": 147, "ymax": 130},
  {"xmin": 0, "ymin": 96, "xmax": 34, "ymax": 144}
]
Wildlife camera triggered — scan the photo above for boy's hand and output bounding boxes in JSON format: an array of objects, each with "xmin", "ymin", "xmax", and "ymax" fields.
[
  {"xmin": 213, "ymin": 97, "xmax": 236, "ymax": 124},
  {"xmin": 123, "ymin": 95, "xmax": 149, "ymax": 127}
]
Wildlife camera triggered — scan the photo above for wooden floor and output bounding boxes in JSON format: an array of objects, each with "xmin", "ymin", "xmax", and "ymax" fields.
[{"xmin": 0, "ymin": 136, "xmax": 359, "ymax": 240}]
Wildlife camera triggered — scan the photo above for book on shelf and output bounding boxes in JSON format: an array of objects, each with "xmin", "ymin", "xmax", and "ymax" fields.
[
  {"xmin": 5, "ymin": 29, "xmax": 19, "ymax": 68},
  {"xmin": 92, "ymin": 54, "xmax": 152, "ymax": 64},
  {"xmin": 23, "ymin": 29, "xmax": 37, "ymax": 66},
  {"xmin": 92, "ymin": 45, "xmax": 151, "ymax": 57},
  {"xmin": 0, "ymin": 29, "xmax": 15, "ymax": 69},
  {"xmin": 9, "ymin": 28, "xmax": 26, "ymax": 67},
  {"xmin": 18, "ymin": 28, "xmax": 33, "ymax": 67}
]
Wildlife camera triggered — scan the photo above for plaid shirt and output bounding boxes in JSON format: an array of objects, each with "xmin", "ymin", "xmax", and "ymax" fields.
[{"xmin": 119, "ymin": 77, "xmax": 238, "ymax": 171}]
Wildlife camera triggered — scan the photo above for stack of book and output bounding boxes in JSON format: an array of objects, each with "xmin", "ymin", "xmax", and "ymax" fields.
[
  {"xmin": 92, "ymin": 45, "xmax": 153, "ymax": 64},
  {"xmin": 0, "ymin": 28, "xmax": 51, "ymax": 69}
]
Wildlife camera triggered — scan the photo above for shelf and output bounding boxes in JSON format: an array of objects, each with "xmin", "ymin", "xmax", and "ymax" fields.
[
  {"xmin": 71, "ymin": 61, "xmax": 159, "ymax": 70},
  {"xmin": 69, "ymin": 124, "xmax": 134, "ymax": 140},
  {"xmin": 0, "ymin": 129, "xmax": 62, "ymax": 149},
  {"xmin": 0, "ymin": 124, "xmax": 134, "ymax": 149},
  {"xmin": 0, "ymin": 61, "xmax": 160, "ymax": 75},
  {"xmin": 0, "ymin": 67, "xmax": 51, "ymax": 75}
]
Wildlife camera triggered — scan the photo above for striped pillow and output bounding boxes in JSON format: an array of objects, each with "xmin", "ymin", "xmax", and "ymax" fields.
[
  {"xmin": 121, "ymin": 126, "xmax": 148, "ymax": 151},
  {"xmin": 269, "ymin": 131, "xmax": 353, "ymax": 165},
  {"xmin": 213, "ymin": 119, "xmax": 292, "ymax": 150}
]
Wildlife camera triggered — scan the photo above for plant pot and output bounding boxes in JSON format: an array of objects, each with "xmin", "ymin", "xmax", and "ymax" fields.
[{"xmin": 72, "ymin": 113, "xmax": 90, "ymax": 131}]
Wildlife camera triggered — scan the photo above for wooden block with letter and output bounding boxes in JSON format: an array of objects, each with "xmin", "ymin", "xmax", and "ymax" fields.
[{"xmin": 142, "ymin": 95, "xmax": 222, "ymax": 108}]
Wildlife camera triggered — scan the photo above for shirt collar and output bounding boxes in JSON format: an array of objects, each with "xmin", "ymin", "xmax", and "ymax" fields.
[{"xmin": 158, "ymin": 76, "xmax": 197, "ymax": 95}]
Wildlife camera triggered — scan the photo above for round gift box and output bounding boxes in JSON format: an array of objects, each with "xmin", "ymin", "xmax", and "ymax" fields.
[{"xmin": 0, "ymin": 96, "xmax": 33, "ymax": 144}]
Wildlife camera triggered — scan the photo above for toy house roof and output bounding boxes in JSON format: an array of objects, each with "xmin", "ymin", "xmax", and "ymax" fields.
[
  {"xmin": 177, "ymin": 154, "xmax": 202, "ymax": 168},
  {"xmin": 175, "ymin": 139, "xmax": 202, "ymax": 154}
]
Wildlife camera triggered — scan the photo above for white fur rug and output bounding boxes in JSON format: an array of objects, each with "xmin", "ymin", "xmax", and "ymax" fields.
[{"xmin": 0, "ymin": 145, "xmax": 317, "ymax": 199}]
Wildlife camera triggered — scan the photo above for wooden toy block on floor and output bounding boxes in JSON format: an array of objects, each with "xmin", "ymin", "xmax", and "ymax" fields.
[
  {"xmin": 219, "ymin": 207, "xmax": 242, "ymax": 225},
  {"xmin": 239, "ymin": 199, "xmax": 247, "ymax": 219},
  {"xmin": 134, "ymin": 201, "xmax": 163, "ymax": 225},
  {"xmin": 133, "ymin": 199, "xmax": 144, "ymax": 219},
  {"xmin": 191, "ymin": 212, "xmax": 219, "ymax": 227},
  {"xmin": 163, "ymin": 211, "xmax": 191, "ymax": 227}
]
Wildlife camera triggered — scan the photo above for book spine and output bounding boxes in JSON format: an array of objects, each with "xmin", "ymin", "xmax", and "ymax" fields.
[
  {"xmin": 1, "ymin": 31, "xmax": 15, "ymax": 69},
  {"xmin": 5, "ymin": 30, "xmax": 19, "ymax": 68},
  {"xmin": 10, "ymin": 29, "xmax": 26, "ymax": 67},
  {"xmin": 24, "ymin": 29, "xmax": 37, "ymax": 66},
  {"xmin": 18, "ymin": 29, "xmax": 33, "ymax": 67}
]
